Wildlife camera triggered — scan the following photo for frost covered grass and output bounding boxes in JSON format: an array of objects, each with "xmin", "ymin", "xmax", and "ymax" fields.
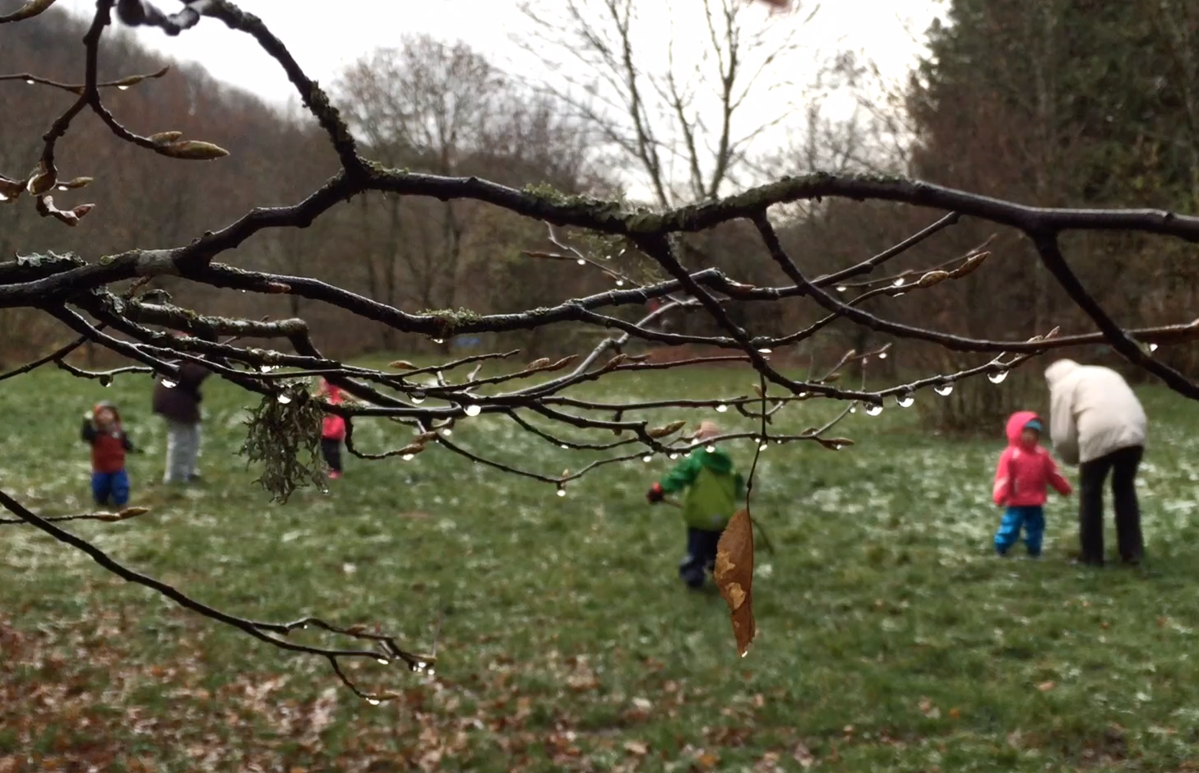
[{"xmin": 3, "ymin": 362, "xmax": 1199, "ymax": 771}]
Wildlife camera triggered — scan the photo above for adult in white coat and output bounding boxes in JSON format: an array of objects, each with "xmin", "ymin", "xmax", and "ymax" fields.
[{"xmin": 1044, "ymin": 359, "xmax": 1147, "ymax": 566}]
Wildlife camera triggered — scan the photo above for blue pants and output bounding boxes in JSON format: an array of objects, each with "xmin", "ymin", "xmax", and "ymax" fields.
[
  {"xmin": 91, "ymin": 470, "xmax": 130, "ymax": 507},
  {"xmin": 994, "ymin": 505, "xmax": 1044, "ymax": 556},
  {"xmin": 679, "ymin": 528, "xmax": 723, "ymax": 588}
]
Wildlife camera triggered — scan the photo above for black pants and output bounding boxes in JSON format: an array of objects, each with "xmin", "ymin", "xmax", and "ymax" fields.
[
  {"xmin": 320, "ymin": 438, "xmax": 342, "ymax": 473},
  {"xmin": 1078, "ymin": 445, "xmax": 1143, "ymax": 566},
  {"xmin": 679, "ymin": 527, "xmax": 723, "ymax": 589}
]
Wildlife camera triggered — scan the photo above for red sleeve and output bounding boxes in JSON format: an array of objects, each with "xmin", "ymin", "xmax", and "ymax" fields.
[
  {"xmin": 992, "ymin": 448, "xmax": 1013, "ymax": 506},
  {"xmin": 1045, "ymin": 452, "xmax": 1073, "ymax": 496}
]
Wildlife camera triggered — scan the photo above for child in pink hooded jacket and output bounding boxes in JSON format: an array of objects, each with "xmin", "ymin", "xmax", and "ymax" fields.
[
  {"xmin": 315, "ymin": 378, "xmax": 347, "ymax": 479},
  {"xmin": 992, "ymin": 411, "xmax": 1073, "ymax": 556}
]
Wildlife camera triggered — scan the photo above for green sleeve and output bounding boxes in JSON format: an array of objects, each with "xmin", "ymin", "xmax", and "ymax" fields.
[{"xmin": 658, "ymin": 454, "xmax": 702, "ymax": 494}]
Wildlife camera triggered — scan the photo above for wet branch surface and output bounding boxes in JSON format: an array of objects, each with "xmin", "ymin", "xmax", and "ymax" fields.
[{"xmin": 1, "ymin": 0, "xmax": 1198, "ymax": 701}]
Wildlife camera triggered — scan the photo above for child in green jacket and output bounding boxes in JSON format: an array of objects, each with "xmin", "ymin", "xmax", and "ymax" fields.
[{"xmin": 646, "ymin": 421, "xmax": 746, "ymax": 589}]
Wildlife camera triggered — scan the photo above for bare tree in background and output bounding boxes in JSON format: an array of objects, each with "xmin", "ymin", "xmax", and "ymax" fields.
[
  {"xmin": 515, "ymin": 0, "xmax": 814, "ymax": 208},
  {"xmin": 3, "ymin": 0, "xmax": 1199, "ymax": 701},
  {"xmin": 334, "ymin": 37, "xmax": 504, "ymax": 351}
]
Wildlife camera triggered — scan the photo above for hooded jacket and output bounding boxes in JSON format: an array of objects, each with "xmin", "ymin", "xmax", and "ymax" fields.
[
  {"xmin": 1044, "ymin": 359, "xmax": 1147, "ymax": 466},
  {"xmin": 992, "ymin": 410, "xmax": 1072, "ymax": 507},
  {"xmin": 656, "ymin": 447, "xmax": 746, "ymax": 531},
  {"xmin": 320, "ymin": 381, "xmax": 346, "ymax": 440},
  {"xmin": 151, "ymin": 361, "xmax": 210, "ymax": 424},
  {"xmin": 81, "ymin": 401, "xmax": 133, "ymax": 474}
]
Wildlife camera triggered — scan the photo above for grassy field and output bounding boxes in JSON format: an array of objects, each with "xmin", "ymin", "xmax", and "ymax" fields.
[{"xmin": 2, "ymin": 359, "xmax": 1199, "ymax": 772}]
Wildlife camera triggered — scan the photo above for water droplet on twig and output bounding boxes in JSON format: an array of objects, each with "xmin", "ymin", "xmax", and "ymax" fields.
[
  {"xmin": 376, "ymin": 658, "xmax": 389, "ymax": 665},
  {"xmin": 277, "ymin": 393, "xmax": 292, "ymax": 404},
  {"xmin": 835, "ymin": 285, "xmax": 847, "ymax": 293},
  {"xmin": 757, "ymin": 348, "xmax": 772, "ymax": 354},
  {"xmin": 366, "ymin": 698, "xmax": 381, "ymax": 706},
  {"xmin": 117, "ymin": 85, "xmax": 130, "ymax": 91},
  {"xmin": 402, "ymin": 454, "xmax": 415, "ymax": 461},
  {"xmin": 25, "ymin": 79, "xmax": 34, "ymax": 85},
  {"xmin": 865, "ymin": 403, "xmax": 883, "ymax": 416},
  {"xmin": 668, "ymin": 453, "xmax": 679, "ymax": 460},
  {"xmin": 99, "ymin": 375, "xmax": 112, "ymax": 387},
  {"xmin": 878, "ymin": 352, "xmax": 888, "ymax": 359},
  {"xmin": 410, "ymin": 391, "xmax": 426, "ymax": 404},
  {"xmin": 896, "ymin": 393, "xmax": 915, "ymax": 408},
  {"xmin": 556, "ymin": 486, "xmax": 567, "ymax": 497},
  {"xmin": 161, "ymin": 379, "xmax": 177, "ymax": 389},
  {"xmin": 988, "ymin": 370, "xmax": 1009, "ymax": 384},
  {"xmin": 1149, "ymin": 343, "xmax": 1159, "ymax": 353},
  {"xmin": 576, "ymin": 258, "xmax": 586, "ymax": 266},
  {"xmin": 934, "ymin": 383, "xmax": 954, "ymax": 397},
  {"xmin": 705, "ymin": 444, "xmax": 717, "ymax": 453},
  {"xmin": 893, "ymin": 277, "xmax": 906, "ymax": 287},
  {"xmin": 463, "ymin": 404, "xmax": 482, "ymax": 417},
  {"xmin": 715, "ymin": 404, "xmax": 728, "ymax": 413}
]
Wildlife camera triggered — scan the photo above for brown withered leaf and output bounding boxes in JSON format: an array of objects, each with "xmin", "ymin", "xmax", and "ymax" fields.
[
  {"xmin": 388, "ymin": 360, "xmax": 417, "ymax": 369},
  {"xmin": 714, "ymin": 508, "xmax": 756, "ymax": 657},
  {"xmin": 396, "ymin": 443, "xmax": 426, "ymax": 457},
  {"xmin": 524, "ymin": 357, "xmax": 552, "ymax": 369},
  {"xmin": 118, "ymin": 506, "xmax": 150, "ymax": 518},
  {"xmin": 153, "ymin": 139, "xmax": 230, "ymax": 160}
]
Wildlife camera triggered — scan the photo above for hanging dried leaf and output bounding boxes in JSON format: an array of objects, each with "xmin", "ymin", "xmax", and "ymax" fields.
[
  {"xmin": 118, "ymin": 506, "xmax": 150, "ymax": 518},
  {"xmin": 647, "ymin": 419, "xmax": 687, "ymax": 439},
  {"xmin": 153, "ymin": 140, "xmax": 230, "ymax": 161},
  {"xmin": 524, "ymin": 357, "xmax": 552, "ymax": 370},
  {"xmin": 714, "ymin": 509, "xmax": 756, "ymax": 657},
  {"xmin": 0, "ymin": 0, "xmax": 59, "ymax": 23},
  {"xmin": 388, "ymin": 360, "xmax": 417, "ymax": 369}
]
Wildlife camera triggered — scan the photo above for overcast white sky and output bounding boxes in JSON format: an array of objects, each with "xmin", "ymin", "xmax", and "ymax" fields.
[
  {"xmin": 50, "ymin": 0, "xmax": 940, "ymax": 108},
  {"xmin": 45, "ymin": 0, "xmax": 941, "ymax": 199}
]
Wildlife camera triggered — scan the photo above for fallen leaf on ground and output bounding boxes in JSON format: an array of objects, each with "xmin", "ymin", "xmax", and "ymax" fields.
[{"xmin": 623, "ymin": 740, "xmax": 649, "ymax": 756}]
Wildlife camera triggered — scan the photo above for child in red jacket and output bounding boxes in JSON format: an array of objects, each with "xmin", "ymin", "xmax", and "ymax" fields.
[
  {"xmin": 992, "ymin": 411, "xmax": 1073, "ymax": 557},
  {"xmin": 81, "ymin": 401, "xmax": 135, "ymax": 507},
  {"xmin": 315, "ymin": 378, "xmax": 346, "ymax": 479}
]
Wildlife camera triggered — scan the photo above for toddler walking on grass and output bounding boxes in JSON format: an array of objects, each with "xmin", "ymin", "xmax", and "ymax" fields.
[
  {"xmin": 81, "ymin": 401, "xmax": 135, "ymax": 508},
  {"xmin": 992, "ymin": 411, "xmax": 1072, "ymax": 557},
  {"xmin": 646, "ymin": 421, "xmax": 745, "ymax": 589}
]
